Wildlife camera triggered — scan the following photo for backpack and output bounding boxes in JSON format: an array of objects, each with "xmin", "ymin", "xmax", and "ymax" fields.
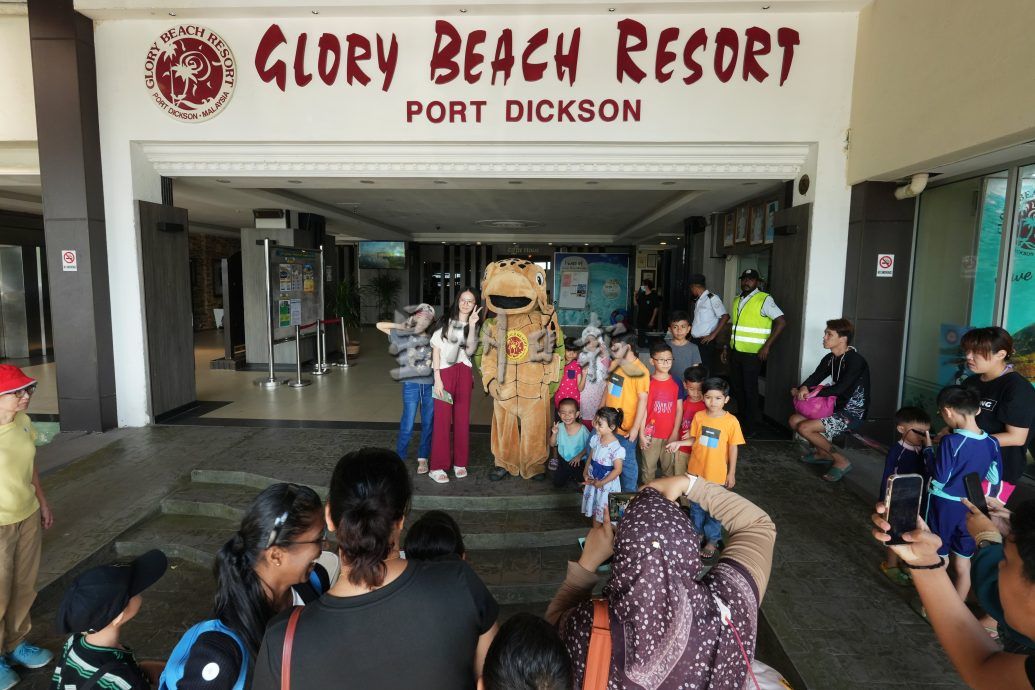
[{"xmin": 158, "ymin": 619, "xmax": 248, "ymax": 690}]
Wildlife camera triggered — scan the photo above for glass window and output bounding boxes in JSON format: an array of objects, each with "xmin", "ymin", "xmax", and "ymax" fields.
[
  {"xmin": 902, "ymin": 171, "xmax": 1009, "ymax": 412},
  {"xmin": 1004, "ymin": 163, "xmax": 1035, "ymax": 384}
]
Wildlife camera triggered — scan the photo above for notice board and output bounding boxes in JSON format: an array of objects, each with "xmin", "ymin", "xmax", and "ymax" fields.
[
  {"xmin": 269, "ymin": 245, "xmax": 323, "ymax": 341},
  {"xmin": 553, "ymin": 253, "xmax": 630, "ymax": 328}
]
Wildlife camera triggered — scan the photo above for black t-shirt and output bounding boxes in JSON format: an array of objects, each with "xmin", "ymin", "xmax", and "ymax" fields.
[
  {"xmin": 801, "ymin": 349, "xmax": 870, "ymax": 417},
  {"xmin": 636, "ymin": 291, "xmax": 661, "ymax": 328},
  {"xmin": 251, "ymin": 559, "xmax": 498, "ymax": 690},
  {"xmin": 964, "ymin": 370, "xmax": 1035, "ymax": 483}
]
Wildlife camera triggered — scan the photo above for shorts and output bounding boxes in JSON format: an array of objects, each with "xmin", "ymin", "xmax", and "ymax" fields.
[
  {"xmin": 928, "ymin": 497, "xmax": 975, "ymax": 558},
  {"xmin": 819, "ymin": 413, "xmax": 863, "ymax": 442}
]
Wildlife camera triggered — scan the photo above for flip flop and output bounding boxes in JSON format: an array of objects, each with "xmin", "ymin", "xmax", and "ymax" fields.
[
  {"xmin": 416, "ymin": 459, "xmax": 429, "ymax": 475},
  {"xmin": 822, "ymin": 463, "xmax": 853, "ymax": 482},
  {"xmin": 800, "ymin": 453, "xmax": 832, "ymax": 465},
  {"xmin": 428, "ymin": 470, "xmax": 449, "ymax": 484},
  {"xmin": 454, "ymin": 466, "xmax": 468, "ymax": 479},
  {"xmin": 879, "ymin": 562, "xmax": 912, "ymax": 587}
]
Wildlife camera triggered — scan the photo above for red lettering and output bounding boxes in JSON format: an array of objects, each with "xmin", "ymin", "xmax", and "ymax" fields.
[
  {"xmin": 616, "ymin": 19, "xmax": 647, "ymax": 83},
  {"xmin": 505, "ymin": 99, "xmax": 523, "ymax": 122},
  {"xmin": 377, "ymin": 34, "xmax": 398, "ymax": 92},
  {"xmin": 599, "ymin": 99, "xmax": 619, "ymax": 122},
  {"xmin": 655, "ymin": 27, "xmax": 679, "ymax": 83},
  {"xmin": 491, "ymin": 30, "xmax": 514, "ymax": 85},
  {"xmin": 521, "ymin": 28, "xmax": 548, "ymax": 81},
  {"xmin": 450, "ymin": 100, "xmax": 467, "ymax": 122},
  {"xmin": 554, "ymin": 29, "xmax": 580, "ymax": 85},
  {"xmin": 430, "ymin": 20, "xmax": 461, "ymax": 84},
  {"xmin": 471, "ymin": 100, "xmax": 486, "ymax": 122},
  {"xmin": 293, "ymin": 32, "xmax": 312, "ymax": 87},
  {"xmin": 317, "ymin": 34, "xmax": 341, "ymax": 84},
  {"xmin": 465, "ymin": 29, "xmax": 487, "ymax": 84},
  {"xmin": 743, "ymin": 27, "xmax": 770, "ymax": 82},
  {"xmin": 578, "ymin": 99, "xmax": 594, "ymax": 122},
  {"xmin": 346, "ymin": 33, "xmax": 371, "ymax": 86},
  {"xmin": 255, "ymin": 24, "xmax": 288, "ymax": 91},
  {"xmin": 406, "ymin": 101, "xmax": 423, "ymax": 122},
  {"xmin": 557, "ymin": 99, "xmax": 574, "ymax": 121},
  {"xmin": 713, "ymin": 28, "xmax": 738, "ymax": 83},
  {"xmin": 777, "ymin": 27, "xmax": 800, "ymax": 86},
  {"xmin": 535, "ymin": 99, "xmax": 552, "ymax": 122},
  {"xmin": 427, "ymin": 101, "xmax": 446, "ymax": 123},
  {"xmin": 682, "ymin": 28, "xmax": 707, "ymax": 85}
]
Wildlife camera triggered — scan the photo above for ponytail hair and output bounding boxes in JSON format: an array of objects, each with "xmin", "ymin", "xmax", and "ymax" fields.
[
  {"xmin": 594, "ymin": 406, "xmax": 624, "ymax": 432},
  {"xmin": 330, "ymin": 448, "xmax": 412, "ymax": 589},
  {"xmin": 213, "ymin": 483, "xmax": 322, "ymax": 660}
]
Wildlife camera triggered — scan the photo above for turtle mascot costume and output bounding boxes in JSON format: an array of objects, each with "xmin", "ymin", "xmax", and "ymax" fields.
[{"xmin": 478, "ymin": 258, "xmax": 564, "ymax": 480}]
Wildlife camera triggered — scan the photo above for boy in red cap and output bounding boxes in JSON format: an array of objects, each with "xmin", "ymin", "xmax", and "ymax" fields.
[
  {"xmin": 0, "ymin": 364, "xmax": 54, "ymax": 690},
  {"xmin": 51, "ymin": 550, "xmax": 168, "ymax": 689}
]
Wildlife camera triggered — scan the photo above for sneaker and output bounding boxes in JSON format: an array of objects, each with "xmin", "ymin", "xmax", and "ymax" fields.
[
  {"xmin": 488, "ymin": 467, "xmax": 510, "ymax": 482},
  {"xmin": 547, "ymin": 457, "xmax": 559, "ymax": 471},
  {"xmin": 8, "ymin": 641, "xmax": 53, "ymax": 669},
  {"xmin": 0, "ymin": 658, "xmax": 19, "ymax": 690}
]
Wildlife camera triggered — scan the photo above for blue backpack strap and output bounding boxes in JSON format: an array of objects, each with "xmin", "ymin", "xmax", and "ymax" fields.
[{"xmin": 159, "ymin": 620, "xmax": 249, "ymax": 690}]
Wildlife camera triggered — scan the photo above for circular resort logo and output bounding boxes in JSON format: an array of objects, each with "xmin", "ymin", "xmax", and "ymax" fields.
[{"xmin": 144, "ymin": 25, "xmax": 236, "ymax": 122}]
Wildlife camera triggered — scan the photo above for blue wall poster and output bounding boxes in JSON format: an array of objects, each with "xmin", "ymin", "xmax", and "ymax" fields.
[{"xmin": 553, "ymin": 253, "xmax": 630, "ymax": 328}]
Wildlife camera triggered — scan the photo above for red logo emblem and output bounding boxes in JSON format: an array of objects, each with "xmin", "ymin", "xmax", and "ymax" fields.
[{"xmin": 144, "ymin": 25, "xmax": 236, "ymax": 122}]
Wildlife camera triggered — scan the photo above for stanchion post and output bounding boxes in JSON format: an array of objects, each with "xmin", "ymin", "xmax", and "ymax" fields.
[
  {"xmin": 311, "ymin": 321, "xmax": 328, "ymax": 376},
  {"xmin": 337, "ymin": 318, "xmax": 350, "ymax": 369},
  {"xmin": 255, "ymin": 237, "xmax": 286, "ymax": 388},
  {"xmin": 289, "ymin": 325, "xmax": 311, "ymax": 388}
]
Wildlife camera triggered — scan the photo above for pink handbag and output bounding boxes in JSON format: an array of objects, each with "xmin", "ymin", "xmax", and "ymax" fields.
[{"xmin": 793, "ymin": 385, "xmax": 835, "ymax": 420}]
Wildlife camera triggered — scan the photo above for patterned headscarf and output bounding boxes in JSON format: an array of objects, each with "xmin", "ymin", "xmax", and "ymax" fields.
[{"xmin": 560, "ymin": 488, "xmax": 759, "ymax": 689}]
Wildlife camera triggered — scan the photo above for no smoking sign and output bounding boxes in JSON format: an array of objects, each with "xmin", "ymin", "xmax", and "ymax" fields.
[
  {"xmin": 876, "ymin": 253, "xmax": 894, "ymax": 278},
  {"xmin": 62, "ymin": 250, "xmax": 78, "ymax": 272}
]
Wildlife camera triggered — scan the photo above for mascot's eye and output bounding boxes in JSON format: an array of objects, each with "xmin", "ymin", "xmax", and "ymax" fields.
[{"xmin": 535, "ymin": 273, "xmax": 545, "ymax": 286}]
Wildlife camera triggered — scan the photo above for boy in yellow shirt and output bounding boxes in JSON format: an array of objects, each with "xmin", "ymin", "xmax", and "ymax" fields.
[{"xmin": 666, "ymin": 377, "xmax": 744, "ymax": 559}]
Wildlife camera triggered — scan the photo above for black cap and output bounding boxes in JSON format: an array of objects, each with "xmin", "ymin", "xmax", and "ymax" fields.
[
  {"xmin": 739, "ymin": 269, "xmax": 761, "ymax": 280},
  {"xmin": 57, "ymin": 550, "xmax": 168, "ymax": 633},
  {"xmin": 688, "ymin": 273, "xmax": 707, "ymax": 287}
]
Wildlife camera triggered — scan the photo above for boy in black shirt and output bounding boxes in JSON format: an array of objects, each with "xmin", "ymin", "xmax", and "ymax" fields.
[{"xmin": 51, "ymin": 550, "xmax": 167, "ymax": 690}]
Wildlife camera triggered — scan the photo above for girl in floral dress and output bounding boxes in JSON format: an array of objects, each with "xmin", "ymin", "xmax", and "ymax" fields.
[{"xmin": 581, "ymin": 407, "xmax": 625, "ymax": 525}]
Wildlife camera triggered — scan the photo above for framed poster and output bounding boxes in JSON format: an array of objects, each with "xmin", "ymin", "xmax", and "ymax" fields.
[
  {"xmin": 723, "ymin": 212, "xmax": 735, "ymax": 247},
  {"xmin": 735, "ymin": 207, "xmax": 748, "ymax": 243},
  {"xmin": 749, "ymin": 204, "xmax": 765, "ymax": 245},
  {"xmin": 640, "ymin": 270, "xmax": 655, "ymax": 285},
  {"xmin": 553, "ymin": 252, "xmax": 631, "ymax": 328},
  {"xmin": 646, "ymin": 253, "xmax": 658, "ymax": 269},
  {"xmin": 764, "ymin": 200, "xmax": 779, "ymax": 244}
]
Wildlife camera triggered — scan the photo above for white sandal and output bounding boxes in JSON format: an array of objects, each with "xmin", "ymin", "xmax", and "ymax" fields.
[
  {"xmin": 417, "ymin": 458, "xmax": 429, "ymax": 475},
  {"xmin": 428, "ymin": 470, "xmax": 449, "ymax": 484},
  {"xmin": 454, "ymin": 467, "xmax": 468, "ymax": 479}
]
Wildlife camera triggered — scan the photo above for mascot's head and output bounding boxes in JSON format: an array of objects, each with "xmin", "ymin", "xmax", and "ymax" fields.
[{"xmin": 481, "ymin": 258, "xmax": 551, "ymax": 315}]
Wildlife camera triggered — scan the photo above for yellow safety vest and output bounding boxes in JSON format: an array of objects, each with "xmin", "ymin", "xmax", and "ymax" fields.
[{"xmin": 731, "ymin": 291, "xmax": 772, "ymax": 354}]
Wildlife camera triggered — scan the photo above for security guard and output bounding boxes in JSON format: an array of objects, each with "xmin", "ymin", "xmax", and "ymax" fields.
[{"xmin": 723, "ymin": 269, "xmax": 786, "ymax": 437}]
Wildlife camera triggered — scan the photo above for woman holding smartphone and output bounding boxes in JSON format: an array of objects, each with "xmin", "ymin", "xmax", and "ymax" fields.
[
  {"xmin": 428, "ymin": 287, "xmax": 481, "ymax": 483},
  {"xmin": 960, "ymin": 327, "xmax": 1035, "ymax": 503}
]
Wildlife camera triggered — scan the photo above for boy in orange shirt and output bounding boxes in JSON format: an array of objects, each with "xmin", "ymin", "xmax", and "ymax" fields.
[{"xmin": 666, "ymin": 376, "xmax": 745, "ymax": 558}]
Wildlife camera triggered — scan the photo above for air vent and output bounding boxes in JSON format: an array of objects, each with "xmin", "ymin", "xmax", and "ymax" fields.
[{"xmin": 475, "ymin": 219, "xmax": 543, "ymax": 230}]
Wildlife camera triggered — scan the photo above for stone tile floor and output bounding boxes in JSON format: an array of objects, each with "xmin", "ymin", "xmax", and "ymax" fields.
[{"xmin": 13, "ymin": 425, "xmax": 968, "ymax": 689}]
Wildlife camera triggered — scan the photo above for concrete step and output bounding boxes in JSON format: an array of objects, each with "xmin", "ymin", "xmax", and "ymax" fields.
[
  {"xmin": 162, "ymin": 483, "xmax": 587, "ymax": 550},
  {"xmin": 192, "ymin": 468, "xmax": 583, "ymax": 511},
  {"xmin": 116, "ymin": 512, "xmax": 590, "ymax": 604}
]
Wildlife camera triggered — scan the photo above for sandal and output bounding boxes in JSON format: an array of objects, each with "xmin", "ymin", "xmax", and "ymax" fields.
[
  {"xmin": 454, "ymin": 466, "xmax": 468, "ymax": 479},
  {"xmin": 879, "ymin": 562, "xmax": 912, "ymax": 587},
  {"xmin": 800, "ymin": 453, "xmax": 832, "ymax": 465},
  {"xmin": 701, "ymin": 542, "xmax": 718, "ymax": 559},
  {"xmin": 428, "ymin": 470, "xmax": 449, "ymax": 484},
  {"xmin": 822, "ymin": 463, "xmax": 853, "ymax": 482},
  {"xmin": 417, "ymin": 458, "xmax": 429, "ymax": 475}
]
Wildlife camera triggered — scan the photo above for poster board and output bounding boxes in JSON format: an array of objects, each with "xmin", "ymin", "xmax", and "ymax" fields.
[
  {"xmin": 553, "ymin": 253, "xmax": 630, "ymax": 328},
  {"xmin": 269, "ymin": 245, "xmax": 323, "ymax": 341}
]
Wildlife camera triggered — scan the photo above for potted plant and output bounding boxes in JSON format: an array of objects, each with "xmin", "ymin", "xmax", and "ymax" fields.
[
  {"xmin": 335, "ymin": 279, "xmax": 363, "ymax": 357},
  {"xmin": 365, "ymin": 270, "xmax": 402, "ymax": 321}
]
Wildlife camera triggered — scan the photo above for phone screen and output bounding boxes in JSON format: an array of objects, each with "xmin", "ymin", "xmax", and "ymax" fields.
[
  {"xmin": 608, "ymin": 492, "xmax": 636, "ymax": 523},
  {"xmin": 963, "ymin": 473, "xmax": 990, "ymax": 516},
  {"xmin": 885, "ymin": 474, "xmax": 925, "ymax": 545}
]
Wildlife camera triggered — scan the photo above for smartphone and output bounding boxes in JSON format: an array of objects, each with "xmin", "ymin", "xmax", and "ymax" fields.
[
  {"xmin": 884, "ymin": 474, "xmax": 925, "ymax": 545},
  {"xmin": 608, "ymin": 492, "xmax": 636, "ymax": 523},
  {"xmin": 432, "ymin": 388, "xmax": 454, "ymax": 405},
  {"xmin": 963, "ymin": 472, "xmax": 990, "ymax": 517}
]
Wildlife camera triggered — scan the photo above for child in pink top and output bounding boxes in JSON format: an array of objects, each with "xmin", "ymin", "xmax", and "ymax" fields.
[{"xmin": 554, "ymin": 338, "xmax": 585, "ymax": 411}]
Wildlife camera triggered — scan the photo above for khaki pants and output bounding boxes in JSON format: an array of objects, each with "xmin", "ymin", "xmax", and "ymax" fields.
[
  {"xmin": 640, "ymin": 438, "xmax": 684, "ymax": 482},
  {"xmin": 0, "ymin": 509, "xmax": 41, "ymax": 653}
]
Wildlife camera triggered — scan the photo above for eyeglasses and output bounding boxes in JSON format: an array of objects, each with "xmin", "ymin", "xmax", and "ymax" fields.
[
  {"xmin": 653, "ymin": 358, "xmax": 673, "ymax": 363},
  {"xmin": 283, "ymin": 530, "xmax": 333, "ymax": 551},
  {"xmin": 459, "ymin": 298, "xmax": 476, "ymax": 305},
  {"xmin": 5, "ymin": 385, "xmax": 36, "ymax": 399}
]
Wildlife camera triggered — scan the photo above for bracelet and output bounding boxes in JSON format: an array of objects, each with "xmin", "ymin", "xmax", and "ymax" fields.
[
  {"xmin": 901, "ymin": 556, "xmax": 946, "ymax": 570},
  {"xmin": 683, "ymin": 473, "xmax": 699, "ymax": 497}
]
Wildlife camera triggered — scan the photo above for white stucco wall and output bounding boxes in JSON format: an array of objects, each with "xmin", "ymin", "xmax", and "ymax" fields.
[
  {"xmin": 0, "ymin": 14, "xmax": 39, "ymax": 175},
  {"xmin": 90, "ymin": 11, "xmax": 857, "ymax": 425}
]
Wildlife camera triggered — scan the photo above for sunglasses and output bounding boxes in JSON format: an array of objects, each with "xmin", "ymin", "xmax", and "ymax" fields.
[{"xmin": 5, "ymin": 385, "xmax": 36, "ymax": 399}]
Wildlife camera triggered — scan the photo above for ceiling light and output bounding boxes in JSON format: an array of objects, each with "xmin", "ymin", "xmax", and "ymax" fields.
[
  {"xmin": 608, "ymin": 8, "xmax": 616, "ymax": 12},
  {"xmin": 762, "ymin": 5, "xmax": 771, "ymax": 9},
  {"xmin": 508, "ymin": 180, "xmax": 523, "ymax": 185},
  {"xmin": 586, "ymin": 181, "xmax": 599, "ymax": 185},
  {"xmin": 441, "ymin": 241, "xmax": 447, "ymax": 244},
  {"xmin": 661, "ymin": 181, "xmax": 675, "ymax": 185},
  {"xmin": 359, "ymin": 179, "xmax": 375, "ymax": 184},
  {"xmin": 476, "ymin": 241, "xmax": 482, "ymax": 245},
  {"xmin": 459, "ymin": 8, "xmax": 468, "ymax": 13},
  {"xmin": 215, "ymin": 178, "xmax": 231, "ymax": 184},
  {"xmin": 168, "ymin": 11, "xmax": 176, "ymax": 16},
  {"xmin": 659, "ymin": 241, "xmax": 667, "ymax": 245},
  {"xmin": 434, "ymin": 180, "xmax": 448, "ymax": 185},
  {"xmin": 312, "ymin": 9, "xmax": 320, "ymax": 14},
  {"xmin": 287, "ymin": 180, "xmax": 303, "ymax": 184},
  {"xmin": 547, "ymin": 242, "xmax": 553, "ymax": 246},
  {"xmin": 584, "ymin": 243, "xmax": 590, "ymax": 246},
  {"xmin": 475, "ymin": 219, "xmax": 543, "ymax": 230}
]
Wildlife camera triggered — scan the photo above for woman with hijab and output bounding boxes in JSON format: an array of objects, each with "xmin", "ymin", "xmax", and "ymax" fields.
[{"xmin": 545, "ymin": 474, "xmax": 775, "ymax": 689}]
